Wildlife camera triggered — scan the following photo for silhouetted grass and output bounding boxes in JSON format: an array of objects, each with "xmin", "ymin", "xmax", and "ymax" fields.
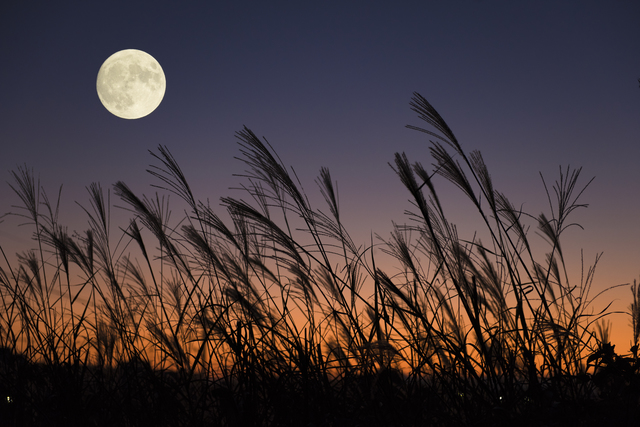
[{"xmin": 1, "ymin": 93, "xmax": 638, "ymax": 426}]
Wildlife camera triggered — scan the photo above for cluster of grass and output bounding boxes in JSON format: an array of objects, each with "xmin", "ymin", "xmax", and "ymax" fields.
[{"xmin": 1, "ymin": 94, "xmax": 639, "ymax": 426}]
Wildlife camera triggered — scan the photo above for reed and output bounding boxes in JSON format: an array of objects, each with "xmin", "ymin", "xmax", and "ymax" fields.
[{"xmin": 0, "ymin": 94, "xmax": 636, "ymax": 426}]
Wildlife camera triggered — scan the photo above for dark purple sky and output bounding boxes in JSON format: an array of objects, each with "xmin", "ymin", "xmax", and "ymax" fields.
[{"xmin": 1, "ymin": 1, "xmax": 639, "ymax": 345}]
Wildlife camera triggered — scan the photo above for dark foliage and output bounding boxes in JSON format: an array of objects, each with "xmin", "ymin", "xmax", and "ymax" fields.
[{"xmin": 1, "ymin": 94, "xmax": 637, "ymax": 426}]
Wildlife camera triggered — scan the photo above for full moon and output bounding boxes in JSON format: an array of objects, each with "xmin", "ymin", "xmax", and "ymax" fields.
[{"xmin": 96, "ymin": 49, "xmax": 166, "ymax": 119}]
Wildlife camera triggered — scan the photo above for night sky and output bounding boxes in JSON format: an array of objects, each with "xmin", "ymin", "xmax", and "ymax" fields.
[{"xmin": 1, "ymin": 1, "xmax": 639, "ymax": 348}]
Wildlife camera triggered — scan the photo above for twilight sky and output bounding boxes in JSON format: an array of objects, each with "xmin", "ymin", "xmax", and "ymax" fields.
[{"xmin": 1, "ymin": 1, "xmax": 639, "ymax": 348}]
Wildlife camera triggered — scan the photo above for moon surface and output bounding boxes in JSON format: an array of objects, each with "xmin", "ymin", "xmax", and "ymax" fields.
[{"xmin": 96, "ymin": 49, "xmax": 166, "ymax": 119}]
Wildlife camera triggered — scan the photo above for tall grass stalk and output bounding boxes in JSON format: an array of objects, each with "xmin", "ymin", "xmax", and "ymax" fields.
[{"xmin": 0, "ymin": 94, "xmax": 631, "ymax": 426}]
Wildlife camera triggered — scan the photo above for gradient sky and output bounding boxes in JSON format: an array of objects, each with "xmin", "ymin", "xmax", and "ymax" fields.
[{"xmin": 1, "ymin": 1, "xmax": 639, "ymax": 349}]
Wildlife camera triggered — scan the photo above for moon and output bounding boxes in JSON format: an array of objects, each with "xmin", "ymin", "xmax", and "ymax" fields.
[{"xmin": 96, "ymin": 49, "xmax": 166, "ymax": 119}]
